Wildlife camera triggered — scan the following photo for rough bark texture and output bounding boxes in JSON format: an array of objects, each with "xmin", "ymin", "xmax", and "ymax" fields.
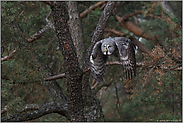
[
  {"xmin": 1, "ymin": 103, "xmax": 69, "ymax": 122},
  {"xmin": 67, "ymin": 1, "xmax": 84, "ymax": 67},
  {"xmin": 50, "ymin": 2, "xmax": 84, "ymax": 121}
]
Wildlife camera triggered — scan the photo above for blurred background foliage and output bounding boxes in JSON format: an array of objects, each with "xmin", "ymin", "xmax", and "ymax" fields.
[{"xmin": 1, "ymin": 1, "xmax": 182, "ymax": 122}]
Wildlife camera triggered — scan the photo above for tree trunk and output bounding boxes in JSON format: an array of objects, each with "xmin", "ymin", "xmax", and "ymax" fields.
[
  {"xmin": 67, "ymin": 1, "xmax": 84, "ymax": 68},
  {"xmin": 50, "ymin": 1, "xmax": 84, "ymax": 121}
]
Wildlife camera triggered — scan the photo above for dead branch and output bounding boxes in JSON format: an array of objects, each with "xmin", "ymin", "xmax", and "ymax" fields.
[
  {"xmin": 46, "ymin": 11, "xmax": 52, "ymax": 19},
  {"xmin": 80, "ymin": 1, "xmax": 107, "ymax": 18},
  {"xmin": 1, "ymin": 46, "xmax": 19, "ymax": 62},
  {"xmin": 28, "ymin": 11, "xmax": 55, "ymax": 43},
  {"xmin": 1, "ymin": 12, "xmax": 54, "ymax": 62},
  {"xmin": 105, "ymin": 28, "xmax": 125, "ymax": 36},
  {"xmin": 44, "ymin": 73, "xmax": 66, "ymax": 81}
]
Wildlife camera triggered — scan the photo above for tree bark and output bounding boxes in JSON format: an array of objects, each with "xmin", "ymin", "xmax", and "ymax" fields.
[
  {"xmin": 1, "ymin": 103, "xmax": 69, "ymax": 122},
  {"xmin": 67, "ymin": 1, "xmax": 84, "ymax": 67},
  {"xmin": 50, "ymin": 1, "xmax": 84, "ymax": 121}
]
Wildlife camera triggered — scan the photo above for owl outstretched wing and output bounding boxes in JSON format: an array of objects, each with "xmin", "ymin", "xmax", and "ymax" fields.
[
  {"xmin": 90, "ymin": 40, "xmax": 108, "ymax": 83},
  {"xmin": 114, "ymin": 37, "xmax": 136, "ymax": 80}
]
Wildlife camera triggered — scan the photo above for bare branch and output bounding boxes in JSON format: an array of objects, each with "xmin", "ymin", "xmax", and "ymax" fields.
[
  {"xmin": 1, "ymin": 46, "xmax": 19, "ymax": 62},
  {"xmin": 44, "ymin": 73, "xmax": 66, "ymax": 81},
  {"xmin": 105, "ymin": 28, "xmax": 125, "ymax": 36},
  {"xmin": 1, "ymin": 103, "xmax": 69, "ymax": 122},
  {"xmin": 28, "ymin": 13, "xmax": 55, "ymax": 43},
  {"xmin": 1, "ymin": 11, "xmax": 54, "ymax": 62},
  {"xmin": 46, "ymin": 11, "xmax": 52, "ymax": 19},
  {"xmin": 80, "ymin": 1, "xmax": 107, "ymax": 18}
]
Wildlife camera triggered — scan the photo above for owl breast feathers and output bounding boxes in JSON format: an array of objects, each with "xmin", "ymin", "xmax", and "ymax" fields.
[{"xmin": 90, "ymin": 37, "xmax": 136, "ymax": 83}]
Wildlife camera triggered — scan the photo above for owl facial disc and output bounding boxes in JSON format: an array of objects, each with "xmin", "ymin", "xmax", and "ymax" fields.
[{"xmin": 102, "ymin": 44, "xmax": 113, "ymax": 55}]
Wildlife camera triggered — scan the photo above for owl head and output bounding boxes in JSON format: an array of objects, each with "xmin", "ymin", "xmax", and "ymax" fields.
[{"xmin": 101, "ymin": 41, "xmax": 116, "ymax": 55}]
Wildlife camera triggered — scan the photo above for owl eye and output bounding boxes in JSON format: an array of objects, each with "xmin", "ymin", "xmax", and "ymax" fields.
[{"xmin": 108, "ymin": 46, "xmax": 111, "ymax": 48}]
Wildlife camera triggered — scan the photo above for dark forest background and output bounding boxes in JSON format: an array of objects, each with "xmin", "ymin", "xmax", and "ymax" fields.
[{"xmin": 1, "ymin": 1, "xmax": 182, "ymax": 122}]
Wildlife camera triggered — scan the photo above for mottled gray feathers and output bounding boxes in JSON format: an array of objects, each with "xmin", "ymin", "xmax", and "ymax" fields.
[{"xmin": 90, "ymin": 37, "xmax": 136, "ymax": 83}]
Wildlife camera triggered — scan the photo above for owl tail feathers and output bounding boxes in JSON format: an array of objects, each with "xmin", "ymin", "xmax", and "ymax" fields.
[{"xmin": 124, "ymin": 69, "xmax": 136, "ymax": 80}]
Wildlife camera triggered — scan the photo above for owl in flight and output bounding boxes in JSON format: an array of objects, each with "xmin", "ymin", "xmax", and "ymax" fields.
[{"xmin": 90, "ymin": 37, "xmax": 136, "ymax": 83}]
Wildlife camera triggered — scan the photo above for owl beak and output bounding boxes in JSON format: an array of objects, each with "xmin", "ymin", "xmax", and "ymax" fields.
[{"xmin": 106, "ymin": 48, "xmax": 108, "ymax": 52}]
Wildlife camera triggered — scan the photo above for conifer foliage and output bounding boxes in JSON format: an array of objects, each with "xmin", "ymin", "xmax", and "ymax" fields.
[{"xmin": 1, "ymin": 1, "xmax": 182, "ymax": 122}]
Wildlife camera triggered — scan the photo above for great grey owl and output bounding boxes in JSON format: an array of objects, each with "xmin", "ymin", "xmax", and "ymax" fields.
[{"xmin": 90, "ymin": 37, "xmax": 136, "ymax": 83}]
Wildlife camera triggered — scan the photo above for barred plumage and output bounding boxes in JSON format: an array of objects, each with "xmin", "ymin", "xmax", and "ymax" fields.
[{"xmin": 90, "ymin": 37, "xmax": 136, "ymax": 83}]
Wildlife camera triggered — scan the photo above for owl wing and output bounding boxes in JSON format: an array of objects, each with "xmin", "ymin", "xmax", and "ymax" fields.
[
  {"xmin": 114, "ymin": 37, "xmax": 136, "ymax": 80},
  {"xmin": 90, "ymin": 40, "xmax": 108, "ymax": 83}
]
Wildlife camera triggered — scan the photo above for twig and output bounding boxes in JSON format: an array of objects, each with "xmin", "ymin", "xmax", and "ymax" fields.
[
  {"xmin": 1, "ymin": 46, "xmax": 19, "ymax": 62},
  {"xmin": 28, "ymin": 11, "xmax": 55, "ymax": 43},
  {"xmin": 80, "ymin": 1, "xmax": 107, "ymax": 18},
  {"xmin": 105, "ymin": 28, "xmax": 125, "ymax": 36},
  {"xmin": 44, "ymin": 73, "xmax": 66, "ymax": 81},
  {"xmin": 46, "ymin": 11, "xmax": 52, "ymax": 19},
  {"xmin": 1, "ymin": 12, "xmax": 54, "ymax": 62}
]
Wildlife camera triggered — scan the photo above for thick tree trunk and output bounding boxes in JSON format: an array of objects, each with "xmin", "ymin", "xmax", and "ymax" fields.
[
  {"xmin": 67, "ymin": 1, "xmax": 84, "ymax": 67},
  {"xmin": 50, "ymin": 2, "xmax": 84, "ymax": 121}
]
